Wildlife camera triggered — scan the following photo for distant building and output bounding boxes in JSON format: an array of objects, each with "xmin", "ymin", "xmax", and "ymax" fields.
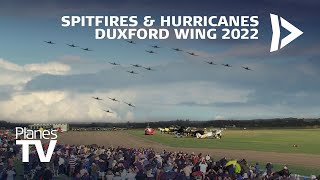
[{"xmin": 28, "ymin": 123, "xmax": 69, "ymax": 132}]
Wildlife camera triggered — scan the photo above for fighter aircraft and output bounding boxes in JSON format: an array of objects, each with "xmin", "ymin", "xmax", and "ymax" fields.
[
  {"xmin": 196, "ymin": 129, "xmax": 223, "ymax": 139},
  {"xmin": 109, "ymin": 62, "xmax": 120, "ymax": 66},
  {"xmin": 151, "ymin": 45, "xmax": 160, "ymax": 48},
  {"xmin": 146, "ymin": 50, "xmax": 156, "ymax": 54},
  {"xmin": 144, "ymin": 67, "xmax": 155, "ymax": 71},
  {"xmin": 67, "ymin": 43, "xmax": 78, "ymax": 47},
  {"xmin": 206, "ymin": 61, "xmax": 217, "ymax": 65},
  {"xmin": 126, "ymin": 40, "xmax": 136, "ymax": 44},
  {"xmin": 124, "ymin": 102, "xmax": 136, "ymax": 108},
  {"xmin": 108, "ymin": 97, "xmax": 120, "ymax": 102},
  {"xmin": 44, "ymin": 41, "xmax": 55, "ymax": 44},
  {"xmin": 242, "ymin": 66, "xmax": 252, "ymax": 71},
  {"xmin": 81, "ymin": 48, "xmax": 93, "ymax": 51},
  {"xmin": 187, "ymin": 52, "xmax": 198, "ymax": 56},
  {"xmin": 92, "ymin": 97, "xmax": 103, "ymax": 100},
  {"xmin": 172, "ymin": 48, "xmax": 183, "ymax": 51},
  {"xmin": 130, "ymin": 64, "xmax": 142, "ymax": 68},
  {"xmin": 127, "ymin": 70, "xmax": 139, "ymax": 74},
  {"xmin": 222, "ymin": 64, "xmax": 232, "ymax": 67},
  {"xmin": 103, "ymin": 110, "xmax": 113, "ymax": 113}
]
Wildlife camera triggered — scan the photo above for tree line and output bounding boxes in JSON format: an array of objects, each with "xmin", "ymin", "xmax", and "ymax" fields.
[{"xmin": 1, "ymin": 118, "xmax": 320, "ymax": 129}]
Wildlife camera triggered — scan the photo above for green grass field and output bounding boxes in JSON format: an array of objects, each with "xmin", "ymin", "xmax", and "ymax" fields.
[
  {"xmin": 128, "ymin": 129, "xmax": 320, "ymax": 154},
  {"xmin": 127, "ymin": 129, "xmax": 320, "ymax": 175}
]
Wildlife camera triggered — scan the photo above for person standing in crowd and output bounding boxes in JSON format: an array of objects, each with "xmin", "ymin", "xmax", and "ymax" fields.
[
  {"xmin": 199, "ymin": 159, "xmax": 208, "ymax": 174},
  {"xmin": 266, "ymin": 162, "xmax": 273, "ymax": 175},
  {"xmin": 90, "ymin": 162, "xmax": 99, "ymax": 180},
  {"xmin": 183, "ymin": 162, "xmax": 193, "ymax": 179},
  {"xmin": 80, "ymin": 165, "xmax": 88, "ymax": 177},
  {"xmin": 106, "ymin": 170, "xmax": 114, "ymax": 180},
  {"xmin": 43, "ymin": 166, "xmax": 53, "ymax": 180},
  {"xmin": 254, "ymin": 162, "xmax": 260, "ymax": 176},
  {"xmin": 3, "ymin": 166, "xmax": 16, "ymax": 180},
  {"xmin": 52, "ymin": 153, "xmax": 59, "ymax": 177},
  {"xmin": 127, "ymin": 167, "xmax": 137, "ymax": 180},
  {"xmin": 98, "ymin": 158, "xmax": 106, "ymax": 180},
  {"xmin": 113, "ymin": 171, "xmax": 122, "ymax": 180},
  {"xmin": 69, "ymin": 155, "xmax": 76, "ymax": 176}
]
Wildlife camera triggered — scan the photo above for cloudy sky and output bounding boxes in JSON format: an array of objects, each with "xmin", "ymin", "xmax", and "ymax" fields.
[{"xmin": 0, "ymin": 0, "xmax": 319, "ymax": 123}]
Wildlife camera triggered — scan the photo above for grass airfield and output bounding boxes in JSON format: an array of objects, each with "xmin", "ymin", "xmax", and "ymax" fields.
[{"xmin": 128, "ymin": 129, "xmax": 320, "ymax": 155}]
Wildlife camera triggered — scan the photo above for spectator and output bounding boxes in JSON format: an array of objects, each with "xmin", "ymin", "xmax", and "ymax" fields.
[
  {"xmin": 52, "ymin": 153, "xmax": 59, "ymax": 177},
  {"xmin": 183, "ymin": 162, "xmax": 193, "ymax": 179},
  {"xmin": 80, "ymin": 165, "xmax": 88, "ymax": 177},
  {"xmin": 278, "ymin": 165, "xmax": 290, "ymax": 177},
  {"xmin": 69, "ymin": 155, "xmax": 76, "ymax": 176},
  {"xmin": 199, "ymin": 159, "xmax": 208, "ymax": 174},
  {"xmin": 0, "ymin": 132, "xmax": 312, "ymax": 180},
  {"xmin": 3, "ymin": 166, "xmax": 16, "ymax": 180},
  {"xmin": 254, "ymin": 162, "xmax": 260, "ymax": 175},
  {"xmin": 127, "ymin": 167, "xmax": 136, "ymax": 180},
  {"xmin": 106, "ymin": 170, "xmax": 114, "ymax": 180},
  {"xmin": 43, "ymin": 166, "xmax": 53, "ymax": 180},
  {"xmin": 266, "ymin": 162, "xmax": 273, "ymax": 175},
  {"xmin": 113, "ymin": 171, "xmax": 122, "ymax": 180},
  {"xmin": 90, "ymin": 162, "xmax": 99, "ymax": 180}
]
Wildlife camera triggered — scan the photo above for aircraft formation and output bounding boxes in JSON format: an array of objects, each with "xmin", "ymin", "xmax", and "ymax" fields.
[
  {"xmin": 123, "ymin": 40, "xmax": 253, "ymax": 71},
  {"xmin": 44, "ymin": 39, "xmax": 254, "ymax": 116},
  {"xmin": 44, "ymin": 40, "xmax": 253, "ymax": 72},
  {"xmin": 44, "ymin": 41, "xmax": 93, "ymax": 52},
  {"xmin": 92, "ymin": 96, "xmax": 136, "ymax": 115}
]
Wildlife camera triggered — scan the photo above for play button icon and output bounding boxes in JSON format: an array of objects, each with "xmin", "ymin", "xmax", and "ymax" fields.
[{"xmin": 270, "ymin": 14, "xmax": 303, "ymax": 52}]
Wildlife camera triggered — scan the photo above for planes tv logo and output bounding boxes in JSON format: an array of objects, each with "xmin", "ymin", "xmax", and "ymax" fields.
[
  {"xmin": 15, "ymin": 127, "xmax": 58, "ymax": 162},
  {"xmin": 270, "ymin": 14, "xmax": 303, "ymax": 52}
]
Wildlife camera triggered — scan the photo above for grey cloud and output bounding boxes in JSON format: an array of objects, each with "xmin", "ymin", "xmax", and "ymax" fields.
[
  {"xmin": 0, "ymin": 85, "xmax": 14, "ymax": 101},
  {"xmin": 1, "ymin": 0, "xmax": 319, "ymax": 18}
]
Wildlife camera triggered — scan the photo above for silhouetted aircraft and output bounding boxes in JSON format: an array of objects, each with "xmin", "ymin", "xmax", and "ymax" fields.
[
  {"xmin": 146, "ymin": 50, "xmax": 156, "ymax": 54},
  {"xmin": 81, "ymin": 48, "xmax": 93, "ymax": 51},
  {"xmin": 67, "ymin": 43, "xmax": 78, "ymax": 47},
  {"xmin": 242, "ymin": 66, "xmax": 252, "ymax": 71},
  {"xmin": 126, "ymin": 40, "xmax": 136, "ymax": 44},
  {"xmin": 130, "ymin": 64, "xmax": 142, "ymax": 68},
  {"xmin": 109, "ymin": 62, "xmax": 120, "ymax": 66},
  {"xmin": 124, "ymin": 102, "xmax": 136, "ymax": 108},
  {"xmin": 206, "ymin": 61, "xmax": 217, "ymax": 65},
  {"xmin": 187, "ymin": 52, "xmax": 198, "ymax": 56},
  {"xmin": 222, "ymin": 64, "xmax": 232, "ymax": 67},
  {"xmin": 108, "ymin": 97, "xmax": 120, "ymax": 102},
  {"xmin": 172, "ymin": 48, "xmax": 183, "ymax": 51},
  {"xmin": 144, "ymin": 67, "xmax": 155, "ymax": 71},
  {"xmin": 103, "ymin": 110, "xmax": 113, "ymax": 113},
  {"xmin": 151, "ymin": 45, "xmax": 160, "ymax": 48},
  {"xmin": 127, "ymin": 70, "xmax": 139, "ymax": 74},
  {"xmin": 44, "ymin": 41, "xmax": 55, "ymax": 44},
  {"xmin": 92, "ymin": 97, "xmax": 103, "ymax": 100}
]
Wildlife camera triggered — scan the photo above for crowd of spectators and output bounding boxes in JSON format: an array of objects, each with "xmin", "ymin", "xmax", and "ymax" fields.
[{"xmin": 0, "ymin": 133, "xmax": 319, "ymax": 180}]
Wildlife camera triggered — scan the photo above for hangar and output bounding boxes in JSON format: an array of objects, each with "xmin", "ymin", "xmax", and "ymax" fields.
[{"xmin": 28, "ymin": 123, "xmax": 69, "ymax": 132}]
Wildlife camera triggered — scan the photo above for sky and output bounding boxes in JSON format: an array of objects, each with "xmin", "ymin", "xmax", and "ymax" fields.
[{"xmin": 0, "ymin": 0, "xmax": 320, "ymax": 123}]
